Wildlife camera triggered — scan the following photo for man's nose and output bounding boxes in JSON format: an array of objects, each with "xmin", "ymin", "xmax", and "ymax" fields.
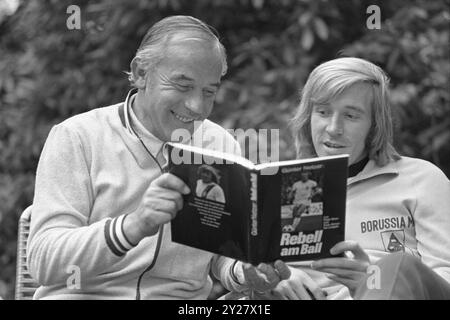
[
  {"xmin": 185, "ymin": 91, "xmax": 204, "ymax": 115},
  {"xmin": 325, "ymin": 114, "xmax": 344, "ymax": 136}
]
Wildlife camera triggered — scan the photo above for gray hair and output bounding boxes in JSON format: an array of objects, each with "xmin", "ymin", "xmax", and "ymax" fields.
[
  {"xmin": 290, "ymin": 57, "xmax": 400, "ymax": 167},
  {"xmin": 127, "ymin": 15, "xmax": 228, "ymax": 86}
]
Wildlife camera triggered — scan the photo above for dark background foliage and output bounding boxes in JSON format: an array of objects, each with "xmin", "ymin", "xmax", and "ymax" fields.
[{"xmin": 0, "ymin": 0, "xmax": 448, "ymax": 299}]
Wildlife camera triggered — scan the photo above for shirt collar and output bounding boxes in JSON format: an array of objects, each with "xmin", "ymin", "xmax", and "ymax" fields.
[
  {"xmin": 117, "ymin": 89, "xmax": 165, "ymax": 169},
  {"xmin": 128, "ymin": 92, "xmax": 165, "ymax": 156},
  {"xmin": 348, "ymin": 158, "xmax": 400, "ymax": 185},
  {"xmin": 348, "ymin": 157, "xmax": 369, "ymax": 178}
]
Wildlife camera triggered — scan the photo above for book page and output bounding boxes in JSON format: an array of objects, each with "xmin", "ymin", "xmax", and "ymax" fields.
[{"xmin": 257, "ymin": 154, "xmax": 348, "ymax": 263}]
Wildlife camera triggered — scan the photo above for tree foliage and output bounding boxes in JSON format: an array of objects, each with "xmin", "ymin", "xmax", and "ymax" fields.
[{"xmin": 0, "ymin": 0, "xmax": 448, "ymax": 299}]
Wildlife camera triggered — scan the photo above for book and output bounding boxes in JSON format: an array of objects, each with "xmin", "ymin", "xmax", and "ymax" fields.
[{"xmin": 167, "ymin": 142, "xmax": 348, "ymax": 265}]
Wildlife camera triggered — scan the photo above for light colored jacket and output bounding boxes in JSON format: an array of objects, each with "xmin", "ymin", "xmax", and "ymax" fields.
[{"xmin": 28, "ymin": 100, "xmax": 245, "ymax": 299}]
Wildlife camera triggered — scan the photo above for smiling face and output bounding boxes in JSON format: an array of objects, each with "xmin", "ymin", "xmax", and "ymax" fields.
[
  {"xmin": 133, "ymin": 36, "xmax": 223, "ymax": 142},
  {"xmin": 310, "ymin": 82, "xmax": 373, "ymax": 165}
]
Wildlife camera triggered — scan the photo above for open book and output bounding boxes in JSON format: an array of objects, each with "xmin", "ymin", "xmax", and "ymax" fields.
[{"xmin": 167, "ymin": 142, "xmax": 348, "ymax": 265}]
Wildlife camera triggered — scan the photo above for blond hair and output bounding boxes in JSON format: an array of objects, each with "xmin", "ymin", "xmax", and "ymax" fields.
[{"xmin": 291, "ymin": 57, "xmax": 400, "ymax": 167}]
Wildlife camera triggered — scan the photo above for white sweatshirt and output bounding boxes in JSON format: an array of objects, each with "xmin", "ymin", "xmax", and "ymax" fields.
[{"xmin": 27, "ymin": 100, "xmax": 246, "ymax": 299}]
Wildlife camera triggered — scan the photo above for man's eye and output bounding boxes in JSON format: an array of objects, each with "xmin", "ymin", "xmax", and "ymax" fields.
[
  {"xmin": 177, "ymin": 84, "xmax": 191, "ymax": 91},
  {"xmin": 204, "ymin": 90, "xmax": 217, "ymax": 97},
  {"xmin": 345, "ymin": 112, "xmax": 359, "ymax": 120},
  {"xmin": 314, "ymin": 108, "xmax": 329, "ymax": 116}
]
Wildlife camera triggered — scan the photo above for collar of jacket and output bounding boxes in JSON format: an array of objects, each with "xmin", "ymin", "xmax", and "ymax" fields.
[
  {"xmin": 118, "ymin": 88, "xmax": 166, "ymax": 170},
  {"xmin": 118, "ymin": 88, "xmax": 137, "ymax": 132},
  {"xmin": 347, "ymin": 158, "xmax": 400, "ymax": 186}
]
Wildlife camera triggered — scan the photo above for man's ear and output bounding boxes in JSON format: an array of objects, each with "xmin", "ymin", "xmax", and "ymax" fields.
[{"xmin": 130, "ymin": 57, "xmax": 147, "ymax": 89}]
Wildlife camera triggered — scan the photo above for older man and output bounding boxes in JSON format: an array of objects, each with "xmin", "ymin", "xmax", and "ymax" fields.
[{"xmin": 27, "ymin": 15, "xmax": 289, "ymax": 299}]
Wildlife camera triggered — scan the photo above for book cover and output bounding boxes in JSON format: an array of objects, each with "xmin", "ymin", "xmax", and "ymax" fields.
[{"xmin": 167, "ymin": 142, "xmax": 348, "ymax": 265}]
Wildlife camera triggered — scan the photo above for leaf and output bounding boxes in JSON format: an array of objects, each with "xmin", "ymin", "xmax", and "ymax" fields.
[
  {"xmin": 433, "ymin": 131, "xmax": 450, "ymax": 152},
  {"xmin": 251, "ymin": 0, "xmax": 264, "ymax": 9},
  {"xmin": 313, "ymin": 18, "xmax": 329, "ymax": 40},
  {"xmin": 301, "ymin": 28, "xmax": 314, "ymax": 51},
  {"xmin": 282, "ymin": 47, "xmax": 296, "ymax": 66},
  {"xmin": 298, "ymin": 12, "xmax": 312, "ymax": 26}
]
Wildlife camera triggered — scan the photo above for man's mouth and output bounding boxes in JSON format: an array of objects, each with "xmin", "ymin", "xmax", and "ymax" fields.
[
  {"xmin": 171, "ymin": 111, "xmax": 197, "ymax": 123},
  {"xmin": 324, "ymin": 141, "xmax": 346, "ymax": 149}
]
